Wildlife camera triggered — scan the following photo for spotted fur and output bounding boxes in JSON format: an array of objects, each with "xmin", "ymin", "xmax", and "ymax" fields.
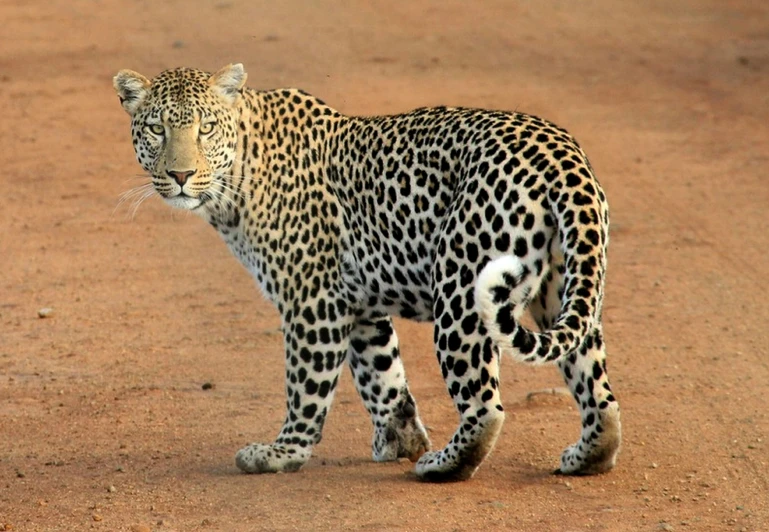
[{"xmin": 114, "ymin": 64, "xmax": 621, "ymax": 481}]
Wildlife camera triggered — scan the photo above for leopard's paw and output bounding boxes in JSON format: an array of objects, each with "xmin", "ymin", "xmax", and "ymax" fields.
[{"xmin": 235, "ymin": 443, "xmax": 310, "ymax": 474}]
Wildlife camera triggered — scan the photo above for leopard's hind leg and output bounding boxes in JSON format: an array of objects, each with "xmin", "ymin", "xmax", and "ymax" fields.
[
  {"xmin": 348, "ymin": 314, "xmax": 430, "ymax": 463},
  {"xmin": 528, "ymin": 244, "xmax": 621, "ymax": 475},
  {"xmin": 415, "ymin": 242, "xmax": 547, "ymax": 481}
]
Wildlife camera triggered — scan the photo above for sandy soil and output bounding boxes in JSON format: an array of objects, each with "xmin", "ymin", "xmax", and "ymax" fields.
[{"xmin": 2, "ymin": 1, "xmax": 769, "ymax": 530}]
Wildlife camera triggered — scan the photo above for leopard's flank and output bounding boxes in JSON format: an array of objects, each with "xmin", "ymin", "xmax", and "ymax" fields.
[{"xmin": 114, "ymin": 64, "xmax": 621, "ymax": 481}]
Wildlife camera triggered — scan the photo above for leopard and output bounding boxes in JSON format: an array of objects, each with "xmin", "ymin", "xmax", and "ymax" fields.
[{"xmin": 113, "ymin": 63, "xmax": 621, "ymax": 482}]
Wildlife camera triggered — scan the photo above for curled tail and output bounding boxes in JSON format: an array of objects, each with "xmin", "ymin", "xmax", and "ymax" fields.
[
  {"xmin": 476, "ymin": 254, "xmax": 586, "ymax": 365},
  {"xmin": 476, "ymin": 189, "xmax": 608, "ymax": 365}
]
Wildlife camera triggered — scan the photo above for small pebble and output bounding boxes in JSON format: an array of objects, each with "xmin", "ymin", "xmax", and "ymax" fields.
[
  {"xmin": 107, "ymin": 485, "xmax": 117, "ymax": 493},
  {"xmin": 202, "ymin": 382, "xmax": 214, "ymax": 391},
  {"xmin": 130, "ymin": 525, "xmax": 151, "ymax": 532},
  {"xmin": 92, "ymin": 514, "xmax": 103, "ymax": 522},
  {"xmin": 38, "ymin": 308, "xmax": 54, "ymax": 318}
]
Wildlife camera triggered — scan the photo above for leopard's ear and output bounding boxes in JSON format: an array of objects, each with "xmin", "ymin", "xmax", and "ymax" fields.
[
  {"xmin": 208, "ymin": 63, "xmax": 247, "ymax": 104},
  {"xmin": 113, "ymin": 70, "xmax": 150, "ymax": 115}
]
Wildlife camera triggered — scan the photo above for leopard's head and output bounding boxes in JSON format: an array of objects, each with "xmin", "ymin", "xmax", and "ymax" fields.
[{"xmin": 113, "ymin": 64, "xmax": 247, "ymax": 211}]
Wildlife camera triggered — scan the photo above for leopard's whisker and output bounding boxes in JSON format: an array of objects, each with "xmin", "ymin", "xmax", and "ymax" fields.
[
  {"xmin": 128, "ymin": 188, "xmax": 157, "ymax": 220},
  {"xmin": 114, "ymin": 183, "xmax": 155, "ymax": 218},
  {"xmin": 120, "ymin": 178, "xmax": 151, "ymax": 186},
  {"xmin": 117, "ymin": 183, "xmax": 153, "ymax": 202}
]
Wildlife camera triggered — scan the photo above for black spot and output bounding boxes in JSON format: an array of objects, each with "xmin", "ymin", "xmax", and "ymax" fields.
[
  {"xmin": 512, "ymin": 328, "xmax": 535, "ymax": 354},
  {"xmin": 522, "ymin": 213, "xmax": 535, "ymax": 230},
  {"xmin": 305, "ymin": 379, "xmax": 318, "ymax": 395},
  {"xmin": 453, "ymin": 359, "xmax": 468, "ymax": 377},
  {"xmin": 466, "ymin": 243, "xmax": 479, "ymax": 263},
  {"xmin": 513, "ymin": 237, "xmax": 528, "ymax": 257},
  {"xmin": 448, "ymin": 331, "xmax": 462, "ymax": 351},
  {"xmin": 471, "ymin": 343, "xmax": 481, "ymax": 367},
  {"xmin": 350, "ymin": 338, "xmax": 367, "ymax": 354},
  {"xmin": 495, "ymin": 233, "xmax": 510, "ymax": 251},
  {"xmin": 522, "ymin": 144, "xmax": 539, "ymax": 158},
  {"xmin": 479, "ymin": 232, "xmax": 492, "ymax": 250},
  {"xmin": 373, "ymin": 355, "xmax": 392, "ymax": 372},
  {"xmin": 302, "ymin": 307, "xmax": 316, "ymax": 325},
  {"xmin": 592, "ymin": 360, "xmax": 604, "ymax": 380},
  {"xmin": 302, "ymin": 403, "xmax": 318, "ymax": 419},
  {"xmin": 496, "ymin": 305, "xmax": 515, "ymax": 335},
  {"xmin": 572, "ymin": 191, "xmax": 592, "ymax": 206},
  {"xmin": 461, "ymin": 313, "xmax": 478, "ymax": 335}
]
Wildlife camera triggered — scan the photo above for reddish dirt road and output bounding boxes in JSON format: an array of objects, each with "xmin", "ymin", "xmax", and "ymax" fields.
[{"xmin": 2, "ymin": 1, "xmax": 768, "ymax": 530}]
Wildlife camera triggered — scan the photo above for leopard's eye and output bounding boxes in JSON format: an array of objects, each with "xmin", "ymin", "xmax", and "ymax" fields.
[
  {"xmin": 146, "ymin": 124, "xmax": 165, "ymax": 136},
  {"xmin": 199, "ymin": 121, "xmax": 216, "ymax": 135}
]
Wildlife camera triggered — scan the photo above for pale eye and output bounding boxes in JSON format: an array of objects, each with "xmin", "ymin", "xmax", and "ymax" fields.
[
  {"xmin": 146, "ymin": 124, "xmax": 165, "ymax": 136},
  {"xmin": 199, "ymin": 121, "xmax": 216, "ymax": 135}
]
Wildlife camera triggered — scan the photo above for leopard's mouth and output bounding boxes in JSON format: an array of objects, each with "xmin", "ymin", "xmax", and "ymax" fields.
[{"xmin": 164, "ymin": 192, "xmax": 204, "ymax": 211}]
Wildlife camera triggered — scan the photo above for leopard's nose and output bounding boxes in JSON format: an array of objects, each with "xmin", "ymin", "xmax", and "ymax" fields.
[{"xmin": 167, "ymin": 169, "xmax": 196, "ymax": 186}]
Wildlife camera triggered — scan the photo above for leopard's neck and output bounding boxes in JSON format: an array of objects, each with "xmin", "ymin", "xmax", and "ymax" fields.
[{"xmin": 204, "ymin": 88, "xmax": 349, "ymax": 306}]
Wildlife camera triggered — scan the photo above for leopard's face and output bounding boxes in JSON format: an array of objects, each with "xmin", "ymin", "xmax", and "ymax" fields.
[{"xmin": 114, "ymin": 65, "xmax": 247, "ymax": 211}]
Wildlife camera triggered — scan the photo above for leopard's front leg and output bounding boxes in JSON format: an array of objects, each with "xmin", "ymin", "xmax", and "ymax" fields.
[{"xmin": 236, "ymin": 298, "xmax": 354, "ymax": 474}]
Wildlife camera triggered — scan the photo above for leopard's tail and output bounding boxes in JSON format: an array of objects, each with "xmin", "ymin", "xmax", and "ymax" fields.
[{"xmin": 475, "ymin": 185, "xmax": 608, "ymax": 365}]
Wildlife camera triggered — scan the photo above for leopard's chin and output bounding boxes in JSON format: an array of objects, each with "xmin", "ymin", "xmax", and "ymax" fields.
[{"xmin": 164, "ymin": 194, "xmax": 204, "ymax": 211}]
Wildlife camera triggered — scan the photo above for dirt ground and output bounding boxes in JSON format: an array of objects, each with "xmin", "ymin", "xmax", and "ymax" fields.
[{"xmin": 2, "ymin": 1, "xmax": 768, "ymax": 530}]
